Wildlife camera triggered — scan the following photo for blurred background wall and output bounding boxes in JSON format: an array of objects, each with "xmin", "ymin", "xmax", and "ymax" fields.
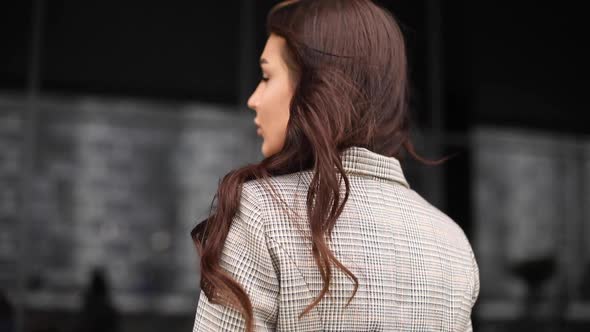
[{"xmin": 0, "ymin": 1, "xmax": 587, "ymax": 331}]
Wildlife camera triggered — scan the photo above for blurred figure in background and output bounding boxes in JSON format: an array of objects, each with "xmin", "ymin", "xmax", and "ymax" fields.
[
  {"xmin": 73, "ymin": 268, "xmax": 119, "ymax": 332},
  {"xmin": 0, "ymin": 291, "xmax": 14, "ymax": 332}
]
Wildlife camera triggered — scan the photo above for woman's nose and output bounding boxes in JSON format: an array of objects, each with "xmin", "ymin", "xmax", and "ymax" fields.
[{"xmin": 247, "ymin": 93, "xmax": 256, "ymax": 111}]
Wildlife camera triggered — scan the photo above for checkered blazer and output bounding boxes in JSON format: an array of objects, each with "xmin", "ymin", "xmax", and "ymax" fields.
[{"xmin": 193, "ymin": 146, "xmax": 480, "ymax": 331}]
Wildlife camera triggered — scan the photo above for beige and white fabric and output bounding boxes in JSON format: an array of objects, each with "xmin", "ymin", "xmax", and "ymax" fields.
[{"xmin": 193, "ymin": 146, "xmax": 479, "ymax": 331}]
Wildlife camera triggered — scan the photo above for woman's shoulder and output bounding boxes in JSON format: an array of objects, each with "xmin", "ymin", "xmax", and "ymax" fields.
[
  {"xmin": 240, "ymin": 171, "xmax": 312, "ymax": 225},
  {"xmin": 243, "ymin": 171, "xmax": 312, "ymax": 198},
  {"xmin": 405, "ymin": 188, "xmax": 474, "ymax": 251}
]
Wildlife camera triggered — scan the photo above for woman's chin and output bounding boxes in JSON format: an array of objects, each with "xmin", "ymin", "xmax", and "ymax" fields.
[
  {"xmin": 261, "ymin": 142, "xmax": 277, "ymax": 158},
  {"xmin": 261, "ymin": 142, "xmax": 269, "ymax": 158}
]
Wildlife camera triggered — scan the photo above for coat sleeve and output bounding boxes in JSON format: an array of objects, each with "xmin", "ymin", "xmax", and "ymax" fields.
[
  {"xmin": 192, "ymin": 184, "xmax": 280, "ymax": 332},
  {"xmin": 464, "ymin": 247, "xmax": 480, "ymax": 332}
]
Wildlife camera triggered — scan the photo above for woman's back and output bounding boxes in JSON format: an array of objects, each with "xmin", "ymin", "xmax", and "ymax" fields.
[
  {"xmin": 193, "ymin": 146, "xmax": 479, "ymax": 331},
  {"xmin": 191, "ymin": 1, "xmax": 480, "ymax": 330}
]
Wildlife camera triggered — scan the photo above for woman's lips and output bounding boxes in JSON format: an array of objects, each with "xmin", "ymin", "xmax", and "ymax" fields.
[{"xmin": 254, "ymin": 119, "xmax": 262, "ymax": 136}]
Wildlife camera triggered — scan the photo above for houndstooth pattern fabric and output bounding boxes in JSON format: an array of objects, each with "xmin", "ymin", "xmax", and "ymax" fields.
[{"xmin": 192, "ymin": 146, "xmax": 480, "ymax": 331}]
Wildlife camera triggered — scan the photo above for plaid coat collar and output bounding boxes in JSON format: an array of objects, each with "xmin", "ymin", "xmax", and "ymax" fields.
[
  {"xmin": 191, "ymin": 146, "xmax": 410, "ymax": 242},
  {"xmin": 339, "ymin": 146, "xmax": 410, "ymax": 189}
]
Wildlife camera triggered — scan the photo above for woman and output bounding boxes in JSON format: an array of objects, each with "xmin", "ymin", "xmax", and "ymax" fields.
[{"xmin": 191, "ymin": 0, "xmax": 479, "ymax": 331}]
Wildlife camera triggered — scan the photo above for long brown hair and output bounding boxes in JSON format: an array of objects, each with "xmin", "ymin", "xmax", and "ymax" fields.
[{"xmin": 191, "ymin": 1, "xmax": 449, "ymax": 331}]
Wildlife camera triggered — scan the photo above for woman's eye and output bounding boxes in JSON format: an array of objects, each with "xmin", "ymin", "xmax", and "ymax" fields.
[{"xmin": 261, "ymin": 76, "xmax": 269, "ymax": 82}]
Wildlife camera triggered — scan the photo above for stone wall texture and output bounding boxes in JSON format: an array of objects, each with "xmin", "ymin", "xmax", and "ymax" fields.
[{"xmin": 0, "ymin": 94, "xmax": 260, "ymax": 313}]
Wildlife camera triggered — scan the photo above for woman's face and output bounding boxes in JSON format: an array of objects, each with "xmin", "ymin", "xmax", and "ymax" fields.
[{"xmin": 247, "ymin": 33, "xmax": 295, "ymax": 158}]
